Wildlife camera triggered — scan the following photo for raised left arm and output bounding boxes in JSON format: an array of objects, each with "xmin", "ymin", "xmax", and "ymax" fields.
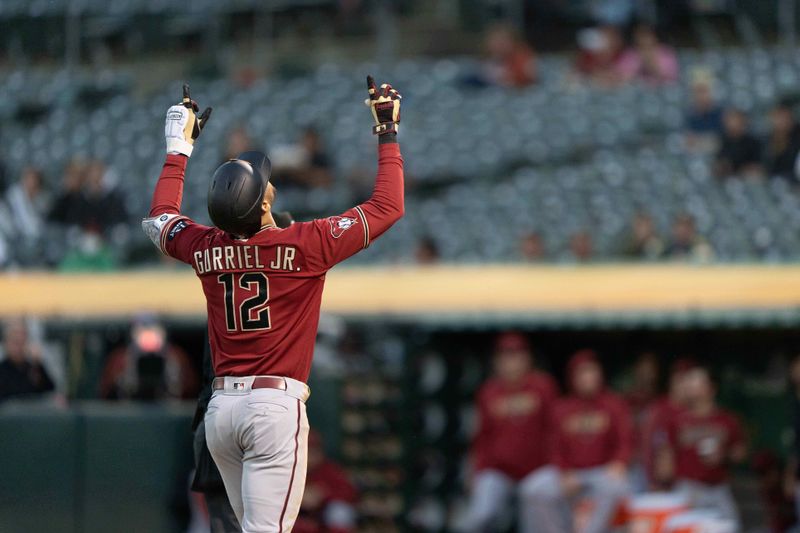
[
  {"xmin": 142, "ymin": 84, "xmax": 212, "ymax": 254},
  {"xmin": 147, "ymin": 84, "xmax": 212, "ymax": 217}
]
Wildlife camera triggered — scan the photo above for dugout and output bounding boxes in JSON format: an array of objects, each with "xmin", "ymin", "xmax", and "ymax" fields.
[{"xmin": 1, "ymin": 264, "xmax": 798, "ymax": 531}]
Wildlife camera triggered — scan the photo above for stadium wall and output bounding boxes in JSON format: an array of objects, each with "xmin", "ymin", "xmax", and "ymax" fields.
[{"xmin": 3, "ymin": 264, "xmax": 800, "ymax": 325}]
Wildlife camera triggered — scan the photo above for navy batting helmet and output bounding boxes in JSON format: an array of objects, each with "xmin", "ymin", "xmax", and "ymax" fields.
[{"xmin": 207, "ymin": 151, "xmax": 272, "ymax": 237}]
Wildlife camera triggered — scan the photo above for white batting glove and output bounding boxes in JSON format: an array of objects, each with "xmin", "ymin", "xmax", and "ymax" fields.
[{"xmin": 165, "ymin": 84, "xmax": 212, "ymax": 157}]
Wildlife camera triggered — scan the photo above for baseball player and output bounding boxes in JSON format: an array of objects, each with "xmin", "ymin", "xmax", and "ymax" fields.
[
  {"xmin": 523, "ymin": 350, "xmax": 633, "ymax": 533},
  {"xmin": 143, "ymin": 78, "xmax": 403, "ymax": 532},
  {"xmin": 665, "ymin": 367, "xmax": 746, "ymax": 526},
  {"xmin": 191, "ymin": 211, "xmax": 296, "ymax": 533},
  {"xmin": 466, "ymin": 332, "xmax": 559, "ymax": 533}
]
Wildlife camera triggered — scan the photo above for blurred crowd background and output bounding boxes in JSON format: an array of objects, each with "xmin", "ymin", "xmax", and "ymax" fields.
[{"xmin": 3, "ymin": 0, "xmax": 800, "ymax": 532}]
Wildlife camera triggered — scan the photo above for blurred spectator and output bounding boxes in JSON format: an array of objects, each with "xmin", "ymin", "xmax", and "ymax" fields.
[
  {"xmin": 99, "ymin": 316, "xmax": 198, "ymax": 400},
  {"xmin": 58, "ymin": 228, "xmax": 117, "ymax": 272},
  {"xmin": 3, "ymin": 166, "xmax": 49, "ymax": 241},
  {"xmin": 523, "ymin": 350, "xmax": 632, "ymax": 533},
  {"xmin": 295, "ymin": 430, "xmax": 358, "ymax": 533},
  {"xmin": 271, "ymin": 127, "xmax": 334, "ymax": 189},
  {"xmin": 714, "ymin": 108, "xmax": 763, "ymax": 178},
  {"xmin": 764, "ymin": 103, "xmax": 800, "ymax": 181},
  {"xmin": 617, "ymin": 24, "xmax": 679, "ymax": 85},
  {"xmin": 223, "ymin": 126, "xmax": 254, "ymax": 161},
  {"xmin": 482, "ymin": 24, "xmax": 538, "ymax": 88},
  {"xmin": 589, "ymin": 0, "xmax": 634, "ymax": 26},
  {"xmin": 621, "ymin": 211, "xmax": 664, "ymax": 260},
  {"xmin": 568, "ymin": 230, "xmax": 594, "ymax": 262},
  {"xmin": 519, "ymin": 231, "xmax": 546, "ymax": 262},
  {"xmin": 0, "ymin": 155, "xmax": 7, "ymax": 195},
  {"xmin": 573, "ymin": 26, "xmax": 626, "ymax": 88},
  {"xmin": 640, "ymin": 358, "xmax": 695, "ymax": 489},
  {"xmin": 49, "ymin": 158, "xmax": 87, "ymax": 227},
  {"xmin": 685, "ymin": 70, "xmax": 724, "ymax": 153},
  {"xmin": 82, "ymin": 160, "xmax": 128, "ymax": 229},
  {"xmin": 663, "ymin": 213, "xmax": 713, "ymax": 262},
  {"xmin": 0, "ymin": 233, "xmax": 8, "ymax": 268},
  {"xmin": 666, "ymin": 367, "xmax": 746, "ymax": 526},
  {"xmin": 49, "ymin": 158, "xmax": 128, "ymax": 232},
  {"xmin": 414, "ymin": 236, "xmax": 440, "ymax": 265},
  {"xmin": 0, "ymin": 318, "xmax": 54, "ymax": 402},
  {"xmin": 466, "ymin": 332, "xmax": 559, "ymax": 533}
]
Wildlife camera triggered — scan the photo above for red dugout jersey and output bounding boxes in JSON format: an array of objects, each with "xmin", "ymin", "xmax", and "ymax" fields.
[
  {"xmin": 472, "ymin": 372, "xmax": 559, "ymax": 480},
  {"xmin": 667, "ymin": 407, "xmax": 745, "ymax": 484},
  {"xmin": 143, "ymin": 143, "xmax": 404, "ymax": 382}
]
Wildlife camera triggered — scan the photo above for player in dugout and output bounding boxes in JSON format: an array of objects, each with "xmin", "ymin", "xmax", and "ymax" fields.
[
  {"xmin": 465, "ymin": 332, "xmax": 559, "ymax": 533},
  {"xmin": 664, "ymin": 366, "xmax": 746, "ymax": 526},
  {"xmin": 523, "ymin": 349, "xmax": 633, "ymax": 533}
]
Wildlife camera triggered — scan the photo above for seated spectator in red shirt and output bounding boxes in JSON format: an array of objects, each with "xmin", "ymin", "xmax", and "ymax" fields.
[
  {"xmin": 665, "ymin": 367, "xmax": 746, "ymax": 526},
  {"xmin": 0, "ymin": 317, "xmax": 54, "ymax": 402},
  {"xmin": 572, "ymin": 26, "xmax": 626, "ymax": 88},
  {"xmin": 640, "ymin": 358, "xmax": 696, "ymax": 489},
  {"xmin": 568, "ymin": 229, "xmax": 594, "ymax": 263},
  {"xmin": 764, "ymin": 102, "xmax": 800, "ymax": 181},
  {"xmin": 465, "ymin": 332, "xmax": 559, "ymax": 533},
  {"xmin": 519, "ymin": 231, "xmax": 546, "ymax": 262},
  {"xmin": 99, "ymin": 315, "xmax": 198, "ymax": 400},
  {"xmin": 483, "ymin": 24, "xmax": 538, "ymax": 88},
  {"xmin": 294, "ymin": 430, "xmax": 357, "ymax": 533},
  {"xmin": 617, "ymin": 24, "xmax": 679, "ymax": 86},
  {"xmin": 714, "ymin": 108, "xmax": 763, "ymax": 178},
  {"xmin": 522, "ymin": 350, "xmax": 632, "ymax": 533}
]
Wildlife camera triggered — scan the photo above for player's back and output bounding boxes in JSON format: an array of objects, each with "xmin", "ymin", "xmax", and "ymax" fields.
[
  {"xmin": 145, "ymin": 127, "xmax": 403, "ymax": 384},
  {"xmin": 180, "ymin": 218, "xmax": 360, "ymax": 382}
]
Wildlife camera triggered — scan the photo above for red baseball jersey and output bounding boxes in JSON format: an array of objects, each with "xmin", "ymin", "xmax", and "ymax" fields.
[
  {"xmin": 144, "ymin": 144, "xmax": 403, "ymax": 382},
  {"xmin": 667, "ymin": 407, "xmax": 744, "ymax": 485},
  {"xmin": 472, "ymin": 372, "xmax": 559, "ymax": 480},
  {"xmin": 550, "ymin": 391, "xmax": 633, "ymax": 470}
]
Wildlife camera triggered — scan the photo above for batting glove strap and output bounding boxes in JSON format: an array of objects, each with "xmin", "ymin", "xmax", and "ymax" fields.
[
  {"xmin": 166, "ymin": 137, "xmax": 194, "ymax": 157},
  {"xmin": 372, "ymin": 122, "xmax": 399, "ymax": 136}
]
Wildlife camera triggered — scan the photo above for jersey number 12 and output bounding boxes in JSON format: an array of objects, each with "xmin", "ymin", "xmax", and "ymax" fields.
[{"xmin": 217, "ymin": 272, "xmax": 271, "ymax": 331}]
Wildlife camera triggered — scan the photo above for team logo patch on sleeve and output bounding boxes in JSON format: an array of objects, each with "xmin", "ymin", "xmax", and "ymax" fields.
[
  {"xmin": 168, "ymin": 220, "xmax": 188, "ymax": 241},
  {"xmin": 328, "ymin": 216, "xmax": 358, "ymax": 239}
]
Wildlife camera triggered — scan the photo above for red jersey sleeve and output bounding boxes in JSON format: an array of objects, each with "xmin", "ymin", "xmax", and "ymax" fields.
[
  {"xmin": 304, "ymin": 142, "xmax": 404, "ymax": 271},
  {"xmin": 142, "ymin": 153, "xmax": 214, "ymax": 264}
]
